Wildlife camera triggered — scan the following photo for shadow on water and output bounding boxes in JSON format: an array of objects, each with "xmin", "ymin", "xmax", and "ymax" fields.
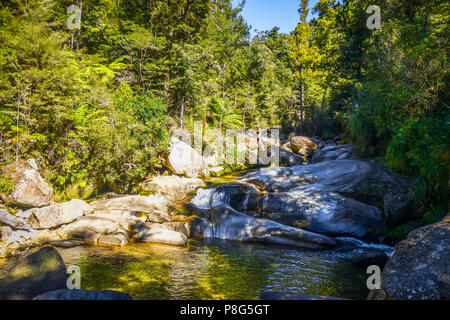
[{"xmin": 54, "ymin": 238, "xmax": 369, "ymax": 300}]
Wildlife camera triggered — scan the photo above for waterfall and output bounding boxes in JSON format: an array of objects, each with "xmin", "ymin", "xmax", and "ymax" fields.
[
  {"xmin": 191, "ymin": 187, "xmax": 230, "ymax": 209},
  {"xmin": 335, "ymin": 237, "xmax": 394, "ymax": 256}
]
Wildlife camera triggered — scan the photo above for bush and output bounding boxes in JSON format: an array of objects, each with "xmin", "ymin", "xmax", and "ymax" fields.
[
  {"xmin": 50, "ymin": 92, "xmax": 170, "ymax": 199},
  {"xmin": 386, "ymin": 116, "xmax": 450, "ymax": 223},
  {"xmin": 0, "ymin": 173, "xmax": 15, "ymax": 195}
]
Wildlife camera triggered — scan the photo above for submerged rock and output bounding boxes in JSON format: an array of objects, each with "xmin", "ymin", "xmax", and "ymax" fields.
[
  {"xmin": 33, "ymin": 289, "xmax": 133, "ymax": 300},
  {"xmin": 44, "ymin": 240, "xmax": 85, "ymax": 248},
  {"xmin": 190, "ymin": 205, "xmax": 338, "ymax": 250},
  {"xmin": 1, "ymin": 159, "xmax": 53, "ymax": 207},
  {"xmin": 0, "ymin": 246, "xmax": 67, "ymax": 300},
  {"xmin": 369, "ymin": 215, "xmax": 450, "ymax": 300},
  {"xmin": 138, "ymin": 175, "xmax": 205, "ymax": 201},
  {"xmin": 25, "ymin": 199, "xmax": 93, "ymax": 229}
]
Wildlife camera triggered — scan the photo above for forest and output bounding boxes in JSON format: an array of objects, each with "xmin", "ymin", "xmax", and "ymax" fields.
[{"xmin": 0, "ymin": 0, "xmax": 448, "ymax": 230}]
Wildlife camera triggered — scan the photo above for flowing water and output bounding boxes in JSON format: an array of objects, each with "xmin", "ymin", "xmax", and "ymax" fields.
[
  {"xmin": 191, "ymin": 187, "xmax": 231, "ymax": 209},
  {"xmin": 52, "ymin": 239, "xmax": 386, "ymax": 300}
]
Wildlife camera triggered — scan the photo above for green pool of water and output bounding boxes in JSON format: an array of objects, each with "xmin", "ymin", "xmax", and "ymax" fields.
[{"xmin": 55, "ymin": 239, "xmax": 369, "ymax": 300}]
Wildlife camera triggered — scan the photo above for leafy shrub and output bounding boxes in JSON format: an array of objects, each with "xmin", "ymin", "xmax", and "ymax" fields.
[
  {"xmin": 386, "ymin": 221, "xmax": 422, "ymax": 242},
  {"xmin": 386, "ymin": 116, "xmax": 450, "ymax": 223},
  {"xmin": 0, "ymin": 173, "xmax": 15, "ymax": 194}
]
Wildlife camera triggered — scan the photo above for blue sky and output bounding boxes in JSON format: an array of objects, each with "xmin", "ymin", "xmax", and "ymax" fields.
[{"xmin": 235, "ymin": 0, "xmax": 319, "ymax": 35}]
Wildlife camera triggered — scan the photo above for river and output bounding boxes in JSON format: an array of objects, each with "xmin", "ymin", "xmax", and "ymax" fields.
[{"xmin": 54, "ymin": 238, "xmax": 389, "ymax": 300}]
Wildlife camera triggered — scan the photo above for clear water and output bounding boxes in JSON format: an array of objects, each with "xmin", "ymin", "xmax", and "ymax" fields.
[{"xmin": 54, "ymin": 239, "xmax": 372, "ymax": 300}]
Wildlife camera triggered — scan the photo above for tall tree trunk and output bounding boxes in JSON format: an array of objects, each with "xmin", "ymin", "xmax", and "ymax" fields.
[
  {"xmin": 16, "ymin": 87, "xmax": 20, "ymax": 164},
  {"xmin": 299, "ymin": 68, "xmax": 304, "ymax": 135},
  {"xmin": 202, "ymin": 107, "xmax": 206, "ymax": 134},
  {"xmin": 313, "ymin": 86, "xmax": 328, "ymax": 137},
  {"xmin": 180, "ymin": 96, "xmax": 185, "ymax": 130},
  {"xmin": 76, "ymin": 0, "xmax": 83, "ymax": 50},
  {"xmin": 243, "ymin": 100, "xmax": 247, "ymax": 131}
]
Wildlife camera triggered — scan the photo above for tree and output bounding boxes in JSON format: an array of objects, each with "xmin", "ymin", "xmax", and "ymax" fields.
[{"xmin": 290, "ymin": 0, "xmax": 321, "ymax": 133}]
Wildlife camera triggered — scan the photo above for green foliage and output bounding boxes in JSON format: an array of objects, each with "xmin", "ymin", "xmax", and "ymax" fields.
[
  {"xmin": 386, "ymin": 117, "xmax": 450, "ymax": 222},
  {"xmin": 386, "ymin": 221, "xmax": 422, "ymax": 242},
  {"xmin": 0, "ymin": 0, "xmax": 288, "ymax": 198},
  {"xmin": 0, "ymin": 173, "xmax": 15, "ymax": 194},
  {"xmin": 344, "ymin": 108, "xmax": 376, "ymax": 156},
  {"xmin": 311, "ymin": 0, "xmax": 450, "ymax": 224}
]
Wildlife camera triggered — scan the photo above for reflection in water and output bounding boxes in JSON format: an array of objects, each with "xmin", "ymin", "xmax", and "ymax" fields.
[{"xmin": 56, "ymin": 239, "xmax": 370, "ymax": 300}]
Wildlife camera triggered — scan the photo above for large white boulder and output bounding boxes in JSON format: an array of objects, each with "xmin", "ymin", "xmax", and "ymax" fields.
[
  {"xmin": 233, "ymin": 160, "xmax": 390, "ymax": 238},
  {"xmin": 168, "ymin": 137, "xmax": 210, "ymax": 178}
]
